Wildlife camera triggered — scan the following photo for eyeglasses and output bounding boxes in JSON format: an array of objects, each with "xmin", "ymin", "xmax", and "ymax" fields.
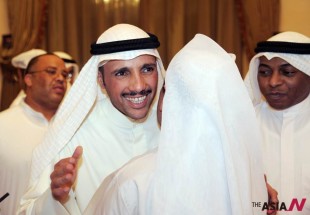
[{"xmin": 28, "ymin": 67, "xmax": 73, "ymax": 80}]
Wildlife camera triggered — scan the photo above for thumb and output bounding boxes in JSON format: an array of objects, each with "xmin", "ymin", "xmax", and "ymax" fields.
[{"xmin": 72, "ymin": 146, "xmax": 83, "ymax": 160}]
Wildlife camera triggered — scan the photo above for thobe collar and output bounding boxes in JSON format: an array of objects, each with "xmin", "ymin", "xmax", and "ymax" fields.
[{"xmin": 20, "ymin": 99, "xmax": 49, "ymax": 127}]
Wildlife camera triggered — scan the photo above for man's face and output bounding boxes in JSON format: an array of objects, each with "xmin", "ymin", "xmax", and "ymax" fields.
[
  {"xmin": 102, "ymin": 55, "xmax": 158, "ymax": 120},
  {"xmin": 25, "ymin": 55, "xmax": 68, "ymax": 109},
  {"xmin": 257, "ymin": 56, "xmax": 310, "ymax": 110},
  {"xmin": 157, "ymin": 84, "xmax": 165, "ymax": 127}
]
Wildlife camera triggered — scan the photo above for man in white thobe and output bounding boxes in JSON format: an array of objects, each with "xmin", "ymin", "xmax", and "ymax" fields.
[
  {"xmin": 18, "ymin": 24, "xmax": 165, "ymax": 215},
  {"xmin": 245, "ymin": 31, "xmax": 310, "ymax": 215},
  {"xmin": 84, "ymin": 34, "xmax": 267, "ymax": 215},
  {"xmin": 0, "ymin": 53, "xmax": 69, "ymax": 215}
]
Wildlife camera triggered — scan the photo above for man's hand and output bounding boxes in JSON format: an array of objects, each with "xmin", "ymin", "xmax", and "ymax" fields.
[
  {"xmin": 265, "ymin": 175, "xmax": 278, "ymax": 215},
  {"xmin": 50, "ymin": 146, "xmax": 83, "ymax": 204}
]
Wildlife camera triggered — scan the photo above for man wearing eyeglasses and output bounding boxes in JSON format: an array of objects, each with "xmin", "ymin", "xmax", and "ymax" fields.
[{"xmin": 0, "ymin": 53, "xmax": 69, "ymax": 215}]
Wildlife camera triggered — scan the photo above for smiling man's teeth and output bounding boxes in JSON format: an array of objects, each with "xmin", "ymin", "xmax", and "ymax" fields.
[{"xmin": 126, "ymin": 96, "xmax": 146, "ymax": 104}]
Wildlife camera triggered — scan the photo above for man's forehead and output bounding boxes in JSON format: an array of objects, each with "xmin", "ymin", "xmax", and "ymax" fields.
[
  {"xmin": 35, "ymin": 55, "xmax": 65, "ymax": 67},
  {"xmin": 103, "ymin": 55, "xmax": 156, "ymax": 67},
  {"xmin": 259, "ymin": 56, "xmax": 295, "ymax": 66}
]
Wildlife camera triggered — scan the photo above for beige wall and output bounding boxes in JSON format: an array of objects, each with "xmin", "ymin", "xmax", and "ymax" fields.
[
  {"xmin": 242, "ymin": 0, "xmax": 310, "ymax": 76},
  {"xmin": 280, "ymin": 0, "xmax": 310, "ymax": 37},
  {"xmin": 0, "ymin": 0, "xmax": 10, "ymax": 45}
]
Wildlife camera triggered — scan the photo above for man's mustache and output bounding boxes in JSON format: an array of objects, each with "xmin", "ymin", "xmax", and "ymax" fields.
[{"xmin": 122, "ymin": 89, "xmax": 152, "ymax": 97}]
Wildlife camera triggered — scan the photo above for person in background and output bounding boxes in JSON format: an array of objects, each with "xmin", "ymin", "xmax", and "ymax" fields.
[
  {"xmin": 84, "ymin": 34, "xmax": 267, "ymax": 215},
  {"xmin": 245, "ymin": 31, "xmax": 310, "ymax": 215},
  {"xmin": 18, "ymin": 23, "xmax": 165, "ymax": 215},
  {"xmin": 10, "ymin": 49, "xmax": 47, "ymax": 108},
  {"xmin": 0, "ymin": 53, "xmax": 69, "ymax": 215},
  {"xmin": 53, "ymin": 51, "xmax": 79, "ymax": 85}
]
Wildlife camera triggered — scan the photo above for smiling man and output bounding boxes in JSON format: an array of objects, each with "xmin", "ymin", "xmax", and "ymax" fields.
[
  {"xmin": 0, "ymin": 53, "xmax": 68, "ymax": 215},
  {"xmin": 245, "ymin": 31, "xmax": 310, "ymax": 215},
  {"xmin": 18, "ymin": 24, "xmax": 164, "ymax": 215},
  {"xmin": 98, "ymin": 55, "xmax": 158, "ymax": 120}
]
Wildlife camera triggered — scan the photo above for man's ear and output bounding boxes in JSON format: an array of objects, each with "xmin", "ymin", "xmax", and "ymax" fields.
[
  {"xmin": 98, "ymin": 71, "xmax": 105, "ymax": 89},
  {"xmin": 24, "ymin": 74, "xmax": 33, "ymax": 87}
]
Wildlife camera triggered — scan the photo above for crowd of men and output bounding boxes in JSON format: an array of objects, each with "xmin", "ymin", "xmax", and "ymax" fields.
[{"xmin": 0, "ymin": 24, "xmax": 309, "ymax": 215}]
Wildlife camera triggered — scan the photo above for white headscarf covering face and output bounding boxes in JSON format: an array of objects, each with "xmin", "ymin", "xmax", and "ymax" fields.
[
  {"xmin": 245, "ymin": 31, "xmax": 310, "ymax": 105},
  {"xmin": 30, "ymin": 24, "xmax": 165, "ymax": 183},
  {"xmin": 152, "ymin": 34, "xmax": 266, "ymax": 215}
]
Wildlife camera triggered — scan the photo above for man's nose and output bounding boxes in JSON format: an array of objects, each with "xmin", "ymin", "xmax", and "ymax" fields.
[
  {"xmin": 129, "ymin": 72, "xmax": 146, "ymax": 92},
  {"xmin": 269, "ymin": 72, "xmax": 283, "ymax": 87},
  {"xmin": 54, "ymin": 71, "xmax": 66, "ymax": 82}
]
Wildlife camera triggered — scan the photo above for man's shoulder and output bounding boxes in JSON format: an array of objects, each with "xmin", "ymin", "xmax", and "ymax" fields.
[
  {"xmin": 0, "ymin": 107, "xmax": 24, "ymax": 142},
  {"xmin": 0, "ymin": 106, "xmax": 23, "ymax": 122}
]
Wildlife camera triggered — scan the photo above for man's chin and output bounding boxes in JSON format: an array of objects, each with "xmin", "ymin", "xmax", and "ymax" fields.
[
  {"xmin": 268, "ymin": 102, "xmax": 288, "ymax": 110},
  {"xmin": 50, "ymin": 96, "xmax": 64, "ymax": 106},
  {"xmin": 126, "ymin": 110, "xmax": 150, "ymax": 122}
]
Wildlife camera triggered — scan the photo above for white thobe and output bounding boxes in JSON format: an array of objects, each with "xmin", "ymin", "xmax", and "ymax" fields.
[
  {"xmin": 256, "ymin": 95, "xmax": 310, "ymax": 215},
  {"xmin": 19, "ymin": 98, "xmax": 160, "ymax": 215},
  {"xmin": 0, "ymin": 100, "xmax": 49, "ymax": 215},
  {"xmin": 84, "ymin": 149, "xmax": 157, "ymax": 215}
]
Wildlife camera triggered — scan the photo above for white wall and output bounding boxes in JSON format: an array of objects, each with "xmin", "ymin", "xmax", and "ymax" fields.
[{"xmin": 242, "ymin": 0, "xmax": 310, "ymax": 76}]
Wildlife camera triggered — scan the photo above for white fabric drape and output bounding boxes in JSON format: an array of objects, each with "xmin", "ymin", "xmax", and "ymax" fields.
[{"xmin": 152, "ymin": 34, "xmax": 267, "ymax": 215}]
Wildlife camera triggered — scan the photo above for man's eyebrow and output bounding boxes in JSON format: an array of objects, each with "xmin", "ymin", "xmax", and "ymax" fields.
[
  {"xmin": 112, "ymin": 66, "xmax": 128, "ymax": 74},
  {"xmin": 279, "ymin": 63, "xmax": 293, "ymax": 68},
  {"xmin": 110, "ymin": 63, "xmax": 157, "ymax": 74},
  {"xmin": 140, "ymin": 63, "xmax": 157, "ymax": 70},
  {"xmin": 258, "ymin": 63, "xmax": 293, "ymax": 68},
  {"xmin": 258, "ymin": 63, "xmax": 271, "ymax": 68},
  {"xmin": 47, "ymin": 66, "xmax": 67, "ymax": 72}
]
